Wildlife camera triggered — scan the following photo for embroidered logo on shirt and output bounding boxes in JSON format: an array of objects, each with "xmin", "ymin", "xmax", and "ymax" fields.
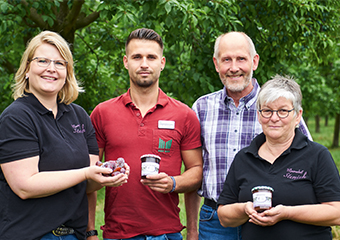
[
  {"xmin": 72, "ymin": 124, "xmax": 86, "ymax": 133},
  {"xmin": 283, "ymin": 168, "xmax": 307, "ymax": 180},
  {"xmin": 158, "ymin": 138, "xmax": 172, "ymax": 153}
]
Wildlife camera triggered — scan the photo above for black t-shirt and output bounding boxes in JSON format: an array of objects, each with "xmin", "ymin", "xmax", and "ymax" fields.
[
  {"xmin": 0, "ymin": 93, "xmax": 99, "ymax": 239},
  {"xmin": 217, "ymin": 129, "xmax": 340, "ymax": 240}
]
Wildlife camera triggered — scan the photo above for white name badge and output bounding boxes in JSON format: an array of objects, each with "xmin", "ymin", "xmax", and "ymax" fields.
[{"xmin": 158, "ymin": 120, "xmax": 175, "ymax": 129}]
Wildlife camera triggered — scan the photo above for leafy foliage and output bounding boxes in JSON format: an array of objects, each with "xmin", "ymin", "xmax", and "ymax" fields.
[{"xmin": 0, "ymin": 0, "xmax": 339, "ymax": 115}]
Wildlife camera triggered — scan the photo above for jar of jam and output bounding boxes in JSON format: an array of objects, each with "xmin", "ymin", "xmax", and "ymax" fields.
[
  {"xmin": 140, "ymin": 154, "xmax": 161, "ymax": 179},
  {"xmin": 251, "ymin": 186, "xmax": 274, "ymax": 213}
]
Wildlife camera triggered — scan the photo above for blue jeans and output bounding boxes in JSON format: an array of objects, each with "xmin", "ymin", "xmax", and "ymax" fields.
[
  {"xmin": 199, "ymin": 204, "xmax": 242, "ymax": 240},
  {"xmin": 104, "ymin": 232, "xmax": 182, "ymax": 240},
  {"xmin": 40, "ymin": 233, "xmax": 78, "ymax": 240}
]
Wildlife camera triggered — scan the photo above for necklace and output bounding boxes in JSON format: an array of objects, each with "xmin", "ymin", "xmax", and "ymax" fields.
[{"xmin": 48, "ymin": 101, "xmax": 58, "ymax": 111}]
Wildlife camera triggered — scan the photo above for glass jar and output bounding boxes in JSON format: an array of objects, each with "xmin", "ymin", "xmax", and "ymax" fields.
[
  {"xmin": 140, "ymin": 154, "xmax": 161, "ymax": 179},
  {"xmin": 251, "ymin": 186, "xmax": 274, "ymax": 213}
]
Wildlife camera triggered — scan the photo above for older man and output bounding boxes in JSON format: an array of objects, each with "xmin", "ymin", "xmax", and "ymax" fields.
[{"xmin": 186, "ymin": 31, "xmax": 312, "ymax": 240}]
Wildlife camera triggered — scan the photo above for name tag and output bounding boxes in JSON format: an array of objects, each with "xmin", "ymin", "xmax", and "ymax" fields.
[{"xmin": 158, "ymin": 120, "xmax": 175, "ymax": 129}]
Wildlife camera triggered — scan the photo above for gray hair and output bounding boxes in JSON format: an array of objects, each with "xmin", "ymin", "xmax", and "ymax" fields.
[
  {"xmin": 213, "ymin": 31, "xmax": 257, "ymax": 61},
  {"xmin": 256, "ymin": 74, "xmax": 302, "ymax": 115}
]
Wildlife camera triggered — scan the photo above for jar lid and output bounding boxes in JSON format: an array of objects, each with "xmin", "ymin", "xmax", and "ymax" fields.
[
  {"xmin": 140, "ymin": 154, "xmax": 161, "ymax": 160},
  {"xmin": 251, "ymin": 186, "xmax": 274, "ymax": 192}
]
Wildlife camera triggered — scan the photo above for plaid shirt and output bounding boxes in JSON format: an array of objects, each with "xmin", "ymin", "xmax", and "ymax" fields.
[{"xmin": 192, "ymin": 79, "xmax": 312, "ymax": 201}]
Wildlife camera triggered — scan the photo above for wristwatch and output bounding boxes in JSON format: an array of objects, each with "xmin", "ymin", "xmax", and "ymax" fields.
[{"xmin": 86, "ymin": 230, "xmax": 98, "ymax": 238}]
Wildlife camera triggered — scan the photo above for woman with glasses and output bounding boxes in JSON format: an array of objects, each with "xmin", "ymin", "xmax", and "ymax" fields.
[
  {"xmin": 216, "ymin": 75, "xmax": 340, "ymax": 240},
  {"xmin": 0, "ymin": 31, "xmax": 129, "ymax": 240}
]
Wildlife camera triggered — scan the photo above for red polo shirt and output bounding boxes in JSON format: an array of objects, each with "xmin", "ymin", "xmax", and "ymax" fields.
[{"xmin": 90, "ymin": 89, "xmax": 201, "ymax": 238}]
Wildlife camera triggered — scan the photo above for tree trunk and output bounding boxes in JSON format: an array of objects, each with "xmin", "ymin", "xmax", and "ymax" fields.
[
  {"xmin": 315, "ymin": 115, "xmax": 320, "ymax": 133},
  {"xmin": 325, "ymin": 115, "xmax": 328, "ymax": 127},
  {"xmin": 332, "ymin": 113, "xmax": 340, "ymax": 148}
]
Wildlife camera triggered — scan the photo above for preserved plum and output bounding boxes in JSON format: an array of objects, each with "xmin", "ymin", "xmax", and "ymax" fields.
[{"xmin": 96, "ymin": 158, "xmax": 126, "ymax": 177}]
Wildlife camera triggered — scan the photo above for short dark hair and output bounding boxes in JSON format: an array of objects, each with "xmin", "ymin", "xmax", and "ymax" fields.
[{"xmin": 125, "ymin": 28, "xmax": 163, "ymax": 51}]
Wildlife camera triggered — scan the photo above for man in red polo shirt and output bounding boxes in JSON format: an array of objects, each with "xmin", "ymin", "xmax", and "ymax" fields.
[{"xmin": 90, "ymin": 28, "xmax": 203, "ymax": 240}]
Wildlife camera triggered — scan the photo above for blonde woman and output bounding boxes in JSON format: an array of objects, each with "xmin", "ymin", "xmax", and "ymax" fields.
[{"xmin": 0, "ymin": 31, "xmax": 129, "ymax": 240}]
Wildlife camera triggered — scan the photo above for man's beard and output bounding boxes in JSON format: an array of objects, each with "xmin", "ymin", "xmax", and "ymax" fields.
[
  {"xmin": 135, "ymin": 79, "xmax": 154, "ymax": 88},
  {"xmin": 221, "ymin": 69, "xmax": 253, "ymax": 92}
]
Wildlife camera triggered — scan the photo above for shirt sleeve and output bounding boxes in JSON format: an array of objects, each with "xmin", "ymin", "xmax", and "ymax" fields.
[
  {"xmin": 83, "ymin": 109, "xmax": 99, "ymax": 155},
  {"xmin": 312, "ymin": 143, "xmax": 340, "ymax": 202},
  {"xmin": 90, "ymin": 105, "xmax": 106, "ymax": 149},
  {"xmin": 0, "ymin": 107, "xmax": 40, "ymax": 163},
  {"xmin": 181, "ymin": 108, "xmax": 201, "ymax": 151}
]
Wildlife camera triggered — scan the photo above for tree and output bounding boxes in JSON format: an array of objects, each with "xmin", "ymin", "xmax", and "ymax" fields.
[
  {"xmin": 322, "ymin": 49, "xmax": 340, "ymax": 148},
  {"xmin": 0, "ymin": 0, "xmax": 104, "ymax": 111},
  {"xmin": 1, "ymin": 0, "xmax": 339, "ymax": 115}
]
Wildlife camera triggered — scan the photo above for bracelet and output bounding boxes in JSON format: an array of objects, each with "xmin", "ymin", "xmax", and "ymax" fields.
[
  {"xmin": 169, "ymin": 176, "xmax": 176, "ymax": 193},
  {"xmin": 86, "ymin": 230, "xmax": 98, "ymax": 238}
]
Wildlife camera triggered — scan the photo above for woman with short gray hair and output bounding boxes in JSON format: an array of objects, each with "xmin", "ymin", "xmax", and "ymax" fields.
[{"xmin": 217, "ymin": 75, "xmax": 340, "ymax": 240}]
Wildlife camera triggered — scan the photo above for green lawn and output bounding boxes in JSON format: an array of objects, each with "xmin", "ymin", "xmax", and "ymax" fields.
[
  {"xmin": 307, "ymin": 117, "xmax": 340, "ymax": 169},
  {"xmin": 95, "ymin": 117, "xmax": 340, "ymax": 239}
]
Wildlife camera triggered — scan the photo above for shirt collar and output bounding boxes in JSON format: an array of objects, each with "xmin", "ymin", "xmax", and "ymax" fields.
[
  {"xmin": 21, "ymin": 92, "xmax": 69, "ymax": 116},
  {"xmin": 122, "ymin": 88, "xmax": 169, "ymax": 108},
  {"xmin": 246, "ymin": 128, "xmax": 308, "ymax": 158},
  {"xmin": 223, "ymin": 78, "xmax": 260, "ymax": 108}
]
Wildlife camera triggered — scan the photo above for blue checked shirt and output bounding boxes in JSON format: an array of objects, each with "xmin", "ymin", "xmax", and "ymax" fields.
[{"xmin": 192, "ymin": 79, "xmax": 312, "ymax": 202}]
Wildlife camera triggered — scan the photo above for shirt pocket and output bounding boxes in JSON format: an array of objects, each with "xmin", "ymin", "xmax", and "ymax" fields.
[{"xmin": 152, "ymin": 129, "xmax": 180, "ymax": 158}]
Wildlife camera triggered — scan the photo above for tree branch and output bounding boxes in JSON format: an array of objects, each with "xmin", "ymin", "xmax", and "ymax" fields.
[
  {"xmin": 21, "ymin": 0, "xmax": 47, "ymax": 29},
  {"xmin": 75, "ymin": 32, "xmax": 99, "ymax": 80},
  {"xmin": 65, "ymin": 0, "xmax": 84, "ymax": 27},
  {"xmin": 75, "ymin": 11, "xmax": 100, "ymax": 30}
]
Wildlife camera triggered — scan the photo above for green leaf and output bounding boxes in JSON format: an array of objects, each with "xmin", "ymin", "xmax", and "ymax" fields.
[
  {"xmin": 126, "ymin": 12, "xmax": 136, "ymax": 24},
  {"xmin": 192, "ymin": 15, "xmax": 198, "ymax": 27},
  {"xmin": 165, "ymin": 2, "xmax": 171, "ymax": 14},
  {"xmin": 54, "ymin": 0, "xmax": 60, "ymax": 8},
  {"xmin": 14, "ymin": 15, "xmax": 22, "ymax": 23},
  {"xmin": 1, "ymin": 2, "xmax": 8, "ymax": 12},
  {"xmin": 32, "ymin": 1, "xmax": 39, "ymax": 9},
  {"xmin": 193, "ymin": 73, "xmax": 200, "ymax": 82},
  {"xmin": 47, "ymin": 16, "xmax": 54, "ymax": 27}
]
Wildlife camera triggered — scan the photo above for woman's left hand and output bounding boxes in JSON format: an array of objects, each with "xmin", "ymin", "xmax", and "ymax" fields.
[{"xmin": 248, "ymin": 204, "xmax": 286, "ymax": 226}]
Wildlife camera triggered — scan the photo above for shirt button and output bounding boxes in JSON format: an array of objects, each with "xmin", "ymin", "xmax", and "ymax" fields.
[
  {"xmin": 140, "ymin": 123, "xmax": 144, "ymax": 127},
  {"xmin": 234, "ymin": 129, "xmax": 237, "ymax": 132},
  {"xmin": 136, "ymin": 113, "xmax": 140, "ymax": 116}
]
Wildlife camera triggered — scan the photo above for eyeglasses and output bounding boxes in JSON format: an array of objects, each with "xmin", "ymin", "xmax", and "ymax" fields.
[
  {"xmin": 31, "ymin": 57, "xmax": 68, "ymax": 70},
  {"xmin": 259, "ymin": 108, "xmax": 295, "ymax": 119}
]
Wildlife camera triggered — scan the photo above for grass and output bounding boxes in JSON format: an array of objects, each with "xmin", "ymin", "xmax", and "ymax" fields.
[{"xmin": 95, "ymin": 117, "xmax": 340, "ymax": 239}]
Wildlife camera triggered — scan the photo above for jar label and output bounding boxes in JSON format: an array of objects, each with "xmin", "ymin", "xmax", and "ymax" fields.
[
  {"xmin": 141, "ymin": 162, "xmax": 159, "ymax": 176},
  {"xmin": 253, "ymin": 191, "xmax": 272, "ymax": 208}
]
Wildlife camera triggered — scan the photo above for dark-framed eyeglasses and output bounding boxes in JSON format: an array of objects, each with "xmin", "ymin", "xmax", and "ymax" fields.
[
  {"xmin": 31, "ymin": 57, "xmax": 68, "ymax": 70},
  {"xmin": 258, "ymin": 108, "xmax": 295, "ymax": 119}
]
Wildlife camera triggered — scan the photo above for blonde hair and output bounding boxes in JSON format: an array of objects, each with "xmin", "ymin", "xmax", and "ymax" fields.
[{"xmin": 12, "ymin": 31, "xmax": 82, "ymax": 104}]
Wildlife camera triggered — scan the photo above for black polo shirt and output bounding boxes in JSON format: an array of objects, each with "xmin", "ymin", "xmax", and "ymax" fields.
[
  {"xmin": 0, "ymin": 93, "xmax": 99, "ymax": 239},
  {"xmin": 217, "ymin": 129, "xmax": 340, "ymax": 240}
]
